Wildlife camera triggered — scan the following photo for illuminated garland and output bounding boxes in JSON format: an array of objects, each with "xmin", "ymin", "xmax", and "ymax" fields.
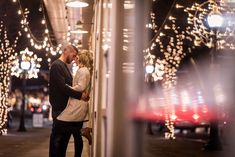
[
  {"xmin": 0, "ymin": 21, "xmax": 20, "ymax": 135},
  {"xmin": 13, "ymin": 0, "xmax": 62, "ymax": 62},
  {"xmin": 165, "ymin": 119, "xmax": 176, "ymax": 139},
  {"xmin": 144, "ymin": 0, "xmax": 189, "ymax": 88},
  {"xmin": 164, "ymin": 88, "xmax": 176, "ymax": 139},
  {"xmin": 184, "ymin": 0, "xmax": 235, "ymax": 49},
  {"xmin": 143, "ymin": 0, "xmax": 235, "ymax": 87}
]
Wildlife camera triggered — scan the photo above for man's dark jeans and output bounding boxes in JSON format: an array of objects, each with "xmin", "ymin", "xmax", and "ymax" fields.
[{"xmin": 49, "ymin": 120, "xmax": 83, "ymax": 157}]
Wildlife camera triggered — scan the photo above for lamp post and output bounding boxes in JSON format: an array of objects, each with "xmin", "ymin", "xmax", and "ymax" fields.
[
  {"xmin": 145, "ymin": 64, "xmax": 154, "ymax": 82},
  {"xmin": 204, "ymin": 5, "xmax": 223, "ymax": 150},
  {"xmin": 207, "ymin": 5, "xmax": 223, "ymax": 63},
  {"xmin": 17, "ymin": 55, "xmax": 31, "ymax": 132},
  {"xmin": 11, "ymin": 48, "xmax": 41, "ymax": 131},
  {"xmin": 145, "ymin": 64, "xmax": 155, "ymax": 135}
]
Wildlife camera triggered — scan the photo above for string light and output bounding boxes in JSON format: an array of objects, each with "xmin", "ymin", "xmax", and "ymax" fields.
[
  {"xmin": 14, "ymin": 0, "xmax": 61, "ymax": 63},
  {"xmin": 143, "ymin": 0, "xmax": 235, "ymax": 89},
  {"xmin": 184, "ymin": 0, "xmax": 235, "ymax": 49},
  {"xmin": 0, "ymin": 21, "xmax": 20, "ymax": 134},
  {"xmin": 165, "ymin": 119, "xmax": 176, "ymax": 139},
  {"xmin": 144, "ymin": 0, "xmax": 186, "ymax": 88}
]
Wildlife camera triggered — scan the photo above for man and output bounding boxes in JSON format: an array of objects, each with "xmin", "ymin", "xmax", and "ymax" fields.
[{"xmin": 49, "ymin": 44, "xmax": 88, "ymax": 157}]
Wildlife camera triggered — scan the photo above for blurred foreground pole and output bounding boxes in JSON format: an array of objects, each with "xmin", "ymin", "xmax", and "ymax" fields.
[
  {"xmin": 128, "ymin": 1, "xmax": 151, "ymax": 156},
  {"xmin": 107, "ymin": 1, "xmax": 126, "ymax": 156},
  {"xmin": 204, "ymin": 31, "xmax": 222, "ymax": 150},
  {"xmin": 107, "ymin": 0, "xmax": 149, "ymax": 157},
  {"xmin": 203, "ymin": 8, "xmax": 224, "ymax": 150}
]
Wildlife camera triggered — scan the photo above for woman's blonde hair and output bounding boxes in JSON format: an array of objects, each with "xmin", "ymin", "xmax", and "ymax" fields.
[{"xmin": 78, "ymin": 49, "xmax": 93, "ymax": 74}]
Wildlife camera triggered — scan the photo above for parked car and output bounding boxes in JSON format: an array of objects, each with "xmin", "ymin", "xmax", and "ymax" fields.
[{"xmin": 30, "ymin": 104, "xmax": 50, "ymax": 118}]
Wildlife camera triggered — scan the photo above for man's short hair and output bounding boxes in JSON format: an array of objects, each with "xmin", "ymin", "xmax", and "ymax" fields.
[
  {"xmin": 71, "ymin": 45, "xmax": 79, "ymax": 54},
  {"xmin": 63, "ymin": 44, "xmax": 79, "ymax": 54}
]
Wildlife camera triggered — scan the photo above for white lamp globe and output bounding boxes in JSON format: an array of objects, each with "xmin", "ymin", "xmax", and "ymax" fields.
[
  {"xmin": 145, "ymin": 64, "xmax": 154, "ymax": 74},
  {"xmin": 20, "ymin": 60, "xmax": 31, "ymax": 71},
  {"xmin": 207, "ymin": 6, "xmax": 223, "ymax": 28}
]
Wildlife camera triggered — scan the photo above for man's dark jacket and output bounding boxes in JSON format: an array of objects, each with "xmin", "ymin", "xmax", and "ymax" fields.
[{"xmin": 49, "ymin": 59, "xmax": 82, "ymax": 119}]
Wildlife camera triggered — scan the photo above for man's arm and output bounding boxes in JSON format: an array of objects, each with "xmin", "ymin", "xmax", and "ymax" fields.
[
  {"xmin": 50, "ymin": 63, "xmax": 82, "ymax": 99},
  {"xmin": 65, "ymin": 84, "xmax": 90, "ymax": 101}
]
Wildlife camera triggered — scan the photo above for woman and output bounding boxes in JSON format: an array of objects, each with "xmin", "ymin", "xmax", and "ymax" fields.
[{"xmin": 57, "ymin": 50, "xmax": 93, "ymax": 141}]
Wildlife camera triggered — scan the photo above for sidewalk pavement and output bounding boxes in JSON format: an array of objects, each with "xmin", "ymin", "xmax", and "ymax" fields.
[
  {"xmin": 143, "ymin": 134, "xmax": 235, "ymax": 157},
  {"xmin": 0, "ymin": 127, "xmax": 51, "ymax": 157},
  {"xmin": 1, "ymin": 118, "xmax": 235, "ymax": 157},
  {"xmin": 0, "ymin": 125, "xmax": 90, "ymax": 157}
]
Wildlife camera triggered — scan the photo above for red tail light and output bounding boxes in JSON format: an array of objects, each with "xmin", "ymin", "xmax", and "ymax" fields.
[
  {"xmin": 37, "ymin": 108, "xmax": 42, "ymax": 113},
  {"xmin": 30, "ymin": 108, "xmax": 34, "ymax": 112}
]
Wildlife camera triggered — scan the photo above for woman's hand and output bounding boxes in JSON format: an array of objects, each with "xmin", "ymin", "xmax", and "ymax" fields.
[{"xmin": 81, "ymin": 92, "xmax": 90, "ymax": 101}]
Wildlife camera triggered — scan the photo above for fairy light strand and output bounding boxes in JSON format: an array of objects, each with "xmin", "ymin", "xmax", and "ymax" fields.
[
  {"xmin": 0, "ymin": 20, "xmax": 20, "ymax": 135},
  {"xmin": 144, "ymin": 0, "xmax": 188, "ymax": 89},
  {"xmin": 184, "ymin": 0, "xmax": 235, "ymax": 50},
  {"xmin": 15, "ymin": 0, "xmax": 62, "ymax": 58}
]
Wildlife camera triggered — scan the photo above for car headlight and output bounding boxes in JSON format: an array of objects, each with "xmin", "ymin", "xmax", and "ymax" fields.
[{"xmin": 42, "ymin": 105, "xmax": 48, "ymax": 111}]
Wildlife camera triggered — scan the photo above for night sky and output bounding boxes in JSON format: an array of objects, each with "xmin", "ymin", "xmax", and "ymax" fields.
[{"xmin": 0, "ymin": 0, "xmax": 56, "ymax": 91}]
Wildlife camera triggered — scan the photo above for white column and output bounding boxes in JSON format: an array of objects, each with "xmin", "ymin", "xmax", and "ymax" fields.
[{"xmin": 107, "ymin": 0, "xmax": 149, "ymax": 157}]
